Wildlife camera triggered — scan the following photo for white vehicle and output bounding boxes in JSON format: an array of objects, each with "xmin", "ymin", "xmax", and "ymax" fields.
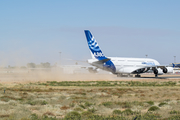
[{"xmin": 84, "ymin": 30, "xmax": 173, "ymax": 77}]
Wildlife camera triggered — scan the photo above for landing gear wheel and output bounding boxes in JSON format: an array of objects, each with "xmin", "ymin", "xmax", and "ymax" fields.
[
  {"xmin": 135, "ymin": 75, "xmax": 141, "ymax": 77},
  {"xmin": 155, "ymin": 74, "xmax": 158, "ymax": 77}
]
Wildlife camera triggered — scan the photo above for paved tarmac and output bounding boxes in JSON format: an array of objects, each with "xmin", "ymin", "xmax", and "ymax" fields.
[{"xmin": 0, "ymin": 72, "xmax": 180, "ymax": 84}]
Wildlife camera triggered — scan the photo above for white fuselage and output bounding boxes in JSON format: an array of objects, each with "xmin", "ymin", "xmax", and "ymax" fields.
[
  {"xmin": 88, "ymin": 57, "xmax": 160, "ymax": 74},
  {"xmin": 84, "ymin": 30, "xmax": 174, "ymax": 76}
]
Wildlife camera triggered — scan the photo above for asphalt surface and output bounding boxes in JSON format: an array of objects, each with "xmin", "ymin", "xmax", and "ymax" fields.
[{"xmin": 0, "ymin": 72, "xmax": 180, "ymax": 83}]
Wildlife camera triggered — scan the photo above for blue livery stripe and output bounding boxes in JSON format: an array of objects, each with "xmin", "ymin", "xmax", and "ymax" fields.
[{"xmin": 84, "ymin": 30, "xmax": 116, "ymax": 73}]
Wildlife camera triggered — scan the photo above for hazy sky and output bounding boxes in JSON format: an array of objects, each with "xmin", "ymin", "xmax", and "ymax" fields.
[{"xmin": 0, "ymin": 0, "xmax": 180, "ymax": 66}]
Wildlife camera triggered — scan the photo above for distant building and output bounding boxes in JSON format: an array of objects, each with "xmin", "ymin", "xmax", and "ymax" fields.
[
  {"xmin": 169, "ymin": 63, "xmax": 180, "ymax": 74},
  {"xmin": 173, "ymin": 63, "xmax": 180, "ymax": 68}
]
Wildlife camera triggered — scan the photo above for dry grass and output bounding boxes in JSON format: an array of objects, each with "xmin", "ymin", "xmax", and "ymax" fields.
[
  {"xmin": 0, "ymin": 86, "xmax": 179, "ymax": 119},
  {"xmin": 0, "ymin": 73, "xmax": 180, "ymax": 119}
]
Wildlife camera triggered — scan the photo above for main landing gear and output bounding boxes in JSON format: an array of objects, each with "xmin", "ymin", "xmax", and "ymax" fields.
[{"xmin": 135, "ymin": 74, "xmax": 141, "ymax": 77}]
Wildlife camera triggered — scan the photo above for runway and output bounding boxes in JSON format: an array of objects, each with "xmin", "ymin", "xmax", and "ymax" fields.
[{"xmin": 0, "ymin": 72, "xmax": 180, "ymax": 84}]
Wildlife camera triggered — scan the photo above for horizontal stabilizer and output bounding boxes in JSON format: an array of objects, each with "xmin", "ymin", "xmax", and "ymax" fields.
[{"xmin": 93, "ymin": 58, "xmax": 110, "ymax": 64}]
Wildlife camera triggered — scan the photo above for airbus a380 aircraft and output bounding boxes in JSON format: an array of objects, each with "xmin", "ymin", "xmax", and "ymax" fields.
[{"xmin": 84, "ymin": 30, "xmax": 173, "ymax": 77}]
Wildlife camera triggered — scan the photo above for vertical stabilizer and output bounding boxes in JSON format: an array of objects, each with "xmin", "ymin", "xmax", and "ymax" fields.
[{"xmin": 84, "ymin": 30, "xmax": 107, "ymax": 60}]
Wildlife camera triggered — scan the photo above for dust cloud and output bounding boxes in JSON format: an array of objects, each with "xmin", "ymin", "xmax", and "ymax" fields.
[{"xmin": 0, "ymin": 68, "xmax": 117, "ymax": 84}]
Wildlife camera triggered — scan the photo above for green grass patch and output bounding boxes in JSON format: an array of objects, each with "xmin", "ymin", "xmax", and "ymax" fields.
[
  {"xmin": 26, "ymin": 100, "xmax": 48, "ymax": 106},
  {"xmin": 136, "ymin": 113, "xmax": 161, "ymax": 119},
  {"xmin": 158, "ymin": 102, "xmax": 167, "ymax": 107},
  {"xmin": 65, "ymin": 111, "xmax": 81, "ymax": 120},
  {"xmin": 170, "ymin": 110, "xmax": 180, "ymax": 114},
  {"xmin": 37, "ymin": 81, "xmax": 179, "ymax": 87},
  {"xmin": 115, "ymin": 102, "xmax": 132, "ymax": 108},
  {"xmin": 81, "ymin": 111, "xmax": 93, "ymax": 117},
  {"xmin": 148, "ymin": 106, "xmax": 160, "ymax": 111},
  {"xmin": 113, "ymin": 110, "xmax": 122, "ymax": 115},
  {"xmin": 79, "ymin": 104, "xmax": 86, "ymax": 109},
  {"xmin": 84, "ymin": 101, "xmax": 93, "ymax": 107},
  {"xmin": 74, "ymin": 107, "xmax": 83, "ymax": 112},
  {"xmin": 146, "ymin": 101, "xmax": 154, "ymax": 106},
  {"xmin": 88, "ymin": 107, "xmax": 96, "ymax": 113},
  {"xmin": 102, "ymin": 101, "xmax": 113, "ymax": 107}
]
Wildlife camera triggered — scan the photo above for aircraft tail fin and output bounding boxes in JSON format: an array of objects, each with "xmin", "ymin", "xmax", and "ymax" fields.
[{"xmin": 84, "ymin": 30, "xmax": 107, "ymax": 60}]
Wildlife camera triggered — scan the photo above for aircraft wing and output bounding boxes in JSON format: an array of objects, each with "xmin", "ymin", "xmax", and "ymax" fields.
[
  {"xmin": 93, "ymin": 58, "xmax": 111, "ymax": 64},
  {"xmin": 143, "ymin": 64, "xmax": 171, "ymax": 69},
  {"xmin": 131, "ymin": 64, "xmax": 172, "ymax": 74}
]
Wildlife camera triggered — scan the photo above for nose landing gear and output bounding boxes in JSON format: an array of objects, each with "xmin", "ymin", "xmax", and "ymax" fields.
[{"xmin": 155, "ymin": 74, "xmax": 158, "ymax": 77}]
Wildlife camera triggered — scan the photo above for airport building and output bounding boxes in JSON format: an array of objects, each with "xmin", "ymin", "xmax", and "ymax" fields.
[{"xmin": 169, "ymin": 63, "xmax": 180, "ymax": 74}]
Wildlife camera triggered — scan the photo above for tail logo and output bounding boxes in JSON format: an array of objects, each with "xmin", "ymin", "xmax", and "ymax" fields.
[
  {"xmin": 94, "ymin": 52, "xmax": 104, "ymax": 57},
  {"xmin": 88, "ymin": 35, "xmax": 101, "ymax": 52},
  {"xmin": 85, "ymin": 30, "xmax": 106, "ymax": 60}
]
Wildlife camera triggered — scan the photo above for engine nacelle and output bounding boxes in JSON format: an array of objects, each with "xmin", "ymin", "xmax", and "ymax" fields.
[
  {"xmin": 154, "ymin": 67, "xmax": 173, "ymax": 75},
  {"xmin": 153, "ymin": 69, "xmax": 158, "ymax": 74},
  {"xmin": 153, "ymin": 68, "xmax": 163, "ymax": 75},
  {"xmin": 165, "ymin": 67, "xmax": 173, "ymax": 73},
  {"xmin": 163, "ymin": 68, "xmax": 167, "ymax": 73}
]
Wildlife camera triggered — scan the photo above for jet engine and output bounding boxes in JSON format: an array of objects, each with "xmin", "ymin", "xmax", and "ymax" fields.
[
  {"xmin": 164, "ymin": 67, "xmax": 173, "ymax": 73},
  {"xmin": 163, "ymin": 68, "xmax": 167, "ymax": 73},
  {"xmin": 153, "ymin": 69, "xmax": 158, "ymax": 74},
  {"xmin": 154, "ymin": 67, "xmax": 173, "ymax": 75},
  {"xmin": 153, "ymin": 68, "xmax": 163, "ymax": 75}
]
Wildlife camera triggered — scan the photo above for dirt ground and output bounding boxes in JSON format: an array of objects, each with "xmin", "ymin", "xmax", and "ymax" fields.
[{"xmin": 0, "ymin": 71, "xmax": 180, "ymax": 84}]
